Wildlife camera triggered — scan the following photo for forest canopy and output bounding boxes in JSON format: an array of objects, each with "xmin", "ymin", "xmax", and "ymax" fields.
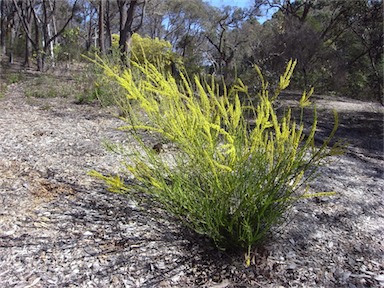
[{"xmin": 1, "ymin": 0, "xmax": 382, "ymax": 102}]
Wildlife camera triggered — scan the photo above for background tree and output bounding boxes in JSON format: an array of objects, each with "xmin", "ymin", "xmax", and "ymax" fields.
[
  {"xmin": 98, "ymin": 0, "xmax": 105, "ymax": 53},
  {"xmin": 0, "ymin": 1, "xmax": 18, "ymax": 63},
  {"xmin": 117, "ymin": 0, "xmax": 146, "ymax": 64},
  {"xmin": 13, "ymin": 0, "xmax": 80, "ymax": 71},
  {"xmin": 245, "ymin": 0, "xmax": 383, "ymax": 100},
  {"xmin": 205, "ymin": 6, "xmax": 256, "ymax": 80},
  {"xmin": 0, "ymin": 0, "xmax": 17, "ymax": 61},
  {"xmin": 141, "ymin": 0, "xmax": 165, "ymax": 39},
  {"xmin": 1, "ymin": 0, "xmax": 382, "ymax": 103},
  {"xmin": 162, "ymin": 0, "xmax": 212, "ymax": 74},
  {"xmin": 78, "ymin": 0, "xmax": 98, "ymax": 51}
]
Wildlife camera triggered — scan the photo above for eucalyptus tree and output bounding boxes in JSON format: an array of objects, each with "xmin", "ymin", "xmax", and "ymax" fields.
[
  {"xmin": 140, "ymin": 0, "xmax": 213, "ymax": 73},
  {"xmin": 116, "ymin": 0, "xmax": 146, "ymax": 64},
  {"xmin": 78, "ymin": 0, "xmax": 98, "ymax": 51},
  {"xmin": 98, "ymin": 0, "xmax": 105, "ymax": 53},
  {"xmin": 141, "ymin": 0, "xmax": 166, "ymax": 39},
  {"xmin": 204, "ymin": 5, "xmax": 261, "ymax": 80},
  {"xmin": 337, "ymin": 0, "xmax": 383, "ymax": 101},
  {"xmin": 13, "ymin": 0, "xmax": 80, "ymax": 71},
  {"xmin": 262, "ymin": 0, "xmax": 383, "ymax": 99},
  {"xmin": 104, "ymin": 0, "xmax": 120, "ymax": 50},
  {"xmin": 0, "ymin": 0, "xmax": 17, "ymax": 63},
  {"xmin": 94, "ymin": 0, "xmax": 119, "ymax": 53},
  {"xmin": 0, "ymin": 0, "xmax": 4, "ymax": 57}
]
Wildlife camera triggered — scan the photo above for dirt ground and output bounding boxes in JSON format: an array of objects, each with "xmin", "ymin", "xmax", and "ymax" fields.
[{"xmin": 0, "ymin": 66, "xmax": 383, "ymax": 287}]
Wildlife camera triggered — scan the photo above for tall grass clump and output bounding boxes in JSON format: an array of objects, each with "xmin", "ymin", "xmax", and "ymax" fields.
[{"xmin": 90, "ymin": 58, "xmax": 341, "ymax": 263}]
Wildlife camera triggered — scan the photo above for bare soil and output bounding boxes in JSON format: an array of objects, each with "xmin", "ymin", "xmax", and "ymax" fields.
[{"xmin": 0, "ymin": 68, "xmax": 383, "ymax": 287}]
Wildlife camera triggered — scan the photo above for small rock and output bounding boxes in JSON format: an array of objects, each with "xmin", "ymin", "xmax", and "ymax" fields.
[
  {"xmin": 342, "ymin": 271, "xmax": 351, "ymax": 282},
  {"xmin": 156, "ymin": 261, "xmax": 166, "ymax": 270},
  {"xmin": 374, "ymin": 274, "xmax": 384, "ymax": 282},
  {"xmin": 159, "ymin": 280, "xmax": 170, "ymax": 287},
  {"xmin": 210, "ymin": 279, "xmax": 231, "ymax": 288},
  {"xmin": 287, "ymin": 251, "xmax": 296, "ymax": 259},
  {"xmin": 83, "ymin": 231, "xmax": 93, "ymax": 236},
  {"xmin": 287, "ymin": 263, "xmax": 297, "ymax": 270}
]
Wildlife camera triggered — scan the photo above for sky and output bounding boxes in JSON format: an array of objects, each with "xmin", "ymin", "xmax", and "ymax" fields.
[
  {"xmin": 206, "ymin": 0, "xmax": 254, "ymax": 9},
  {"xmin": 206, "ymin": 0, "xmax": 277, "ymax": 23}
]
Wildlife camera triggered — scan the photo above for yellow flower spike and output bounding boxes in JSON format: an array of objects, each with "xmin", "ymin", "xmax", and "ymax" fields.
[
  {"xmin": 279, "ymin": 190, "xmax": 337, "ymax": 203},
  {"xmin": 232, "ymin": 94, "xmax": 242, "ymax": 129},
  {"xmin": 300, "ymin": 87, "xmax": 314, "ymax": 108},
  {"xmin": 88, "ymin": 171, "xmax": 127, "ymax": 193},
  {"xmin": 300, "ymin": 191, "xmax": 337, "ymax": 199},
  {"xmin": 253, "ymin": 65, "xmax": 266, "ymax": 90},
  {"xmin": 270, "ymin": 109, "xmax": 281, "ymax": 139},
  {"xmin": 213, "ymin": 161, "xmax": 232, "ymax": 172},
  {"xmin": 195, "ymin": 76, "xmax": 211, "ymax": 117},
  {"xmin": 118, "ymin": 125, "xmax": 165, "ymax": 134},
  {"xmin": 179, "ymin": 73, "xmax": 193, "ymax": 97},
  {"xmin": 279, "ymin": 59, "xmax": 297, "ymax": 90},
  {"xmin": 125, "ymin": 164, "xmax": 136, "ymax": 174},
  {"xmin": 150, "ymin": 178, "xmax": 163, "ymax": 189},
  {"xmin": 202, "ymin": 123, "xmax": 214, "ymax": 151},
  {"xmin": 245, "ymin": 253, "xmax": 251, "ymax": 268},
  {"xmin": 236, "ymin": 78, "xmax": 248, "ymax": 93}
]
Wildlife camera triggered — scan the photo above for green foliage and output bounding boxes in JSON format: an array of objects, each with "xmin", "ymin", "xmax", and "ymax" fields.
[
  {"xmin": 73, "ymin": 63, "xmax": 125, "ymax": 106},
  {"xmin": 81, "ymin": 33, "xmax": 183, "ymax": 107},
  {"xmin": 54, "ymin": 27, "xmax": 82, "ymax": 62},
  {"xmin": 0, "ymin": 82, "xmax": 7, "ymax": 98},
  {"xmin": 25, "ymin": 75, "xmax": 76, "ymax": 99},
  {"xmin": 21, "ymin": 69, "xmax": 118, "ymax": 105},
  {"xmin": 91, "ymin": 58, "xmax": 340, "ymax": 263},
  {"xmin": 5, "ymin": 73, "xmax": 25, "ymax": 84},
  {"xmin": 131, "ymin": 33, "xmax": 182, "ymax": 69},
  {"xmin": 111, "ymin": 33, "xmax": 182, "ymax": 70}
]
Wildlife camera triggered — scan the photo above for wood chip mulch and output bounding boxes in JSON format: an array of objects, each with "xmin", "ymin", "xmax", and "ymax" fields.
[{"xmin": 0, "ymin": 81, "xmax": 383, "ymax": 287}]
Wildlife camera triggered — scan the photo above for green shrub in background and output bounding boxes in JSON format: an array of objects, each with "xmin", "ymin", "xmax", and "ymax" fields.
[
  {"xmin": 90, "ymin": 59, "xmax": 341, "ymax": 265},
  {"xmin": 22, "ymin": 72, "xmax": 100, "ymax": 103},
  {"xmin": 25, "ymin": 75, "xmax": 75, "ymax": 99},
  {"xmin": 5, "ymin": 73, "xmax": 25, "ymax": 84},
  {"xmin": 54, "ymin": 28, "xmax": 82, "ymax": 63},
  {"xmin": 111, "ymin": 33, "xmax": 182, "ymax": 70},
  {"xmin": 80, "ymin": 33, "xmax": 182, "ymax": 108},
  {"xmin": 73, "ymin": 63, "xmax": 126, "ymax": 106},
  {"xmin": 0, "ymin": 82, "xmax": 7, "ymax": 98}
]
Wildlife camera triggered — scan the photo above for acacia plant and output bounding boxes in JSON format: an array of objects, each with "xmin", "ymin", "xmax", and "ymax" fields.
[
  {"xmin": 82, "ymin": 33, "xmax": 182, "ymax": 106},
  {"xmin": 91, "ymin": 58, "xmax": 340, "ymax": 264},
  {"xmin": 111, "ymin": 33, "xmax": 182, "ymax": 71}
]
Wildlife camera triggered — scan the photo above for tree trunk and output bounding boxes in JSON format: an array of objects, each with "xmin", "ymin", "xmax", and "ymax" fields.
[
  {"xmin": 24, "ymin": 22, "xmax": 31, "ymax": 67},
  {"xmin": 48, "ymin": 0, "xmax": 57, "ymax": 66},
  {"xmin": 48, "ymin": 23, "xmax": 55, "ymax": 67},
  {"xmin": 31, "ymin": 5, "xmax": 44, "ymax": 71},
  {"xmin": 98, "ymin": 0, "xmax": 105, "ymax": 54},
  {"xmin": 118, "ymin": 0, "xmax": 146, "ymax": 64},
  {"xmin": 8, "ymin": 21, "xmax": 15, "ymax": 64},
  {"xmin": 105, "ymin": 0, "xmax": 112, "ymax": 51},
  {"xmin": 86, "ymin": 14, "xmax": 93, "ymax": 51},
  {"xmin": 119, "ymin": 32, "xmax": 130, "ymax": 63},
  {"xmin": 0, "ymin": 0, "xmax": 5, "ymax": 61}
]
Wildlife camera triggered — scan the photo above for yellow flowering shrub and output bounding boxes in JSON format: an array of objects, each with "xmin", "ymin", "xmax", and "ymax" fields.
[
  {"xmin": 111, "ymin": 33, "xmax": 182, "ymax": 70},
  {"xmin": 90, "ymin": 58, "xmax": 341, "ymax": 264}
]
